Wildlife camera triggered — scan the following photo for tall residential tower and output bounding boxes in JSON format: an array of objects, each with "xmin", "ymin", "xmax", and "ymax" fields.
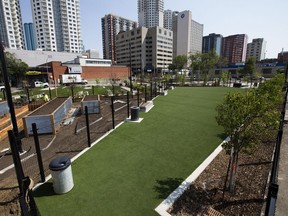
[
  {"xmin": 138, "ymin": 0, "xmax": 164, "ymax": 28},
  {"xmin": 0, "ymin": 0, "xmax": 25, "ymax": 49},
  {"xmin": 246, "ymin": 38, "xmax": 266, "ymax": 61},
  {"xmin": 31, "ymin": 0, "xmax": 82, "ymax": 53},
  {"xmin": 222, "ymin": 34, "xmax": 248, "ymax": 65},
  {"xmin": 101, "ymin": 14, "xmax": 137, "ymax": 63}
]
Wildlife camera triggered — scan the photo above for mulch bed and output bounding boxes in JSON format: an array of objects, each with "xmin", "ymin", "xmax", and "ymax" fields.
[{"xmin": 169, "ymin": 138, "xmax": 276, "ymax": 216}]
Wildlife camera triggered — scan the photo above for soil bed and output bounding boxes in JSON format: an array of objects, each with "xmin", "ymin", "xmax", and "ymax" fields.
[
  {"xmin": 30, "ymin": 97, "xmax": 68, "ymax": 115},
  {"xmin": 83, "ymin": 95, "xmax": 99, "ymax": 101},
  {"xmin": 169, "ymin": 139, "xmax": 275, "ymax": 216}
]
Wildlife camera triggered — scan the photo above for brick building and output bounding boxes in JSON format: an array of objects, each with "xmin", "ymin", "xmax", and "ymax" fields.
[{"xmin": 37, "ymin": 61, "xmax": 130, "ymax": 84}]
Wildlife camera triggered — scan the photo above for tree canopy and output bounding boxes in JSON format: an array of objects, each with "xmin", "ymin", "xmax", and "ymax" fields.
[{"xmin": 0, "ymin": 51, "xmax": 28, "ymax": 85}]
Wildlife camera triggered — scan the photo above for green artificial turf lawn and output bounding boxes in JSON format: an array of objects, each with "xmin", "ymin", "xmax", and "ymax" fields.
[{"xmin": 34, "ymin": 87, "xmax": 241, "ymax": 216}]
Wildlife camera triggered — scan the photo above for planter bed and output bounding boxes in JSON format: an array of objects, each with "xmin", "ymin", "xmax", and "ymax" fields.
[
  {"xmin": 23, "ymin": 97, "xmax": 72, "ymax": 136},
  {"xmin": 0, "ymin": 101, "xmax": 9, "ymax": 117},
  {"xmin": 81, "ymin": 95, "xmax": 100, "ymax": 114}
]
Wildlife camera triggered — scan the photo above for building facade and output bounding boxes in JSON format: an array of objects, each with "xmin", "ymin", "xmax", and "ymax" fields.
[
  {"xmin": 202, "ymin": 33, "xmax": 223, "ymax": 56},
  {"xmin": 163, "ymin": 10, "xmax": 178, "ymax": 30},
  {"xmin": 31, "ymin": 0, "xmax": 82, "ymax": 53},
  {"xmin": 115, "ymin": 26, "xmax": 173, "ymax": 73},
  {"xmin": 0, "ymin": 0, "xmax": 25, "ymax": 49},
  {"xmin": 138, "ymin": 0, "xmax": 164, "ymax": 28},
  {"xmin": 222, "ymin": 34, "xmax": 248, "ymax": 65},
  {"xmin": 172, "ymin": 10, "xmax": 203, "ymax": 57},
  {"xmin": 24, "ymin": 23, "xmax": 36, "ymax": 50},
  {"xmin": 246, "ymin": 38, "xmax": 266, "ymax": 61},
  {"xmin": 101, "ymin": 14, "xmax": 137, "ymax": 64},
  {"xmin": 278, "ymin": 51, "xmax": 288, "ymax": 64}
]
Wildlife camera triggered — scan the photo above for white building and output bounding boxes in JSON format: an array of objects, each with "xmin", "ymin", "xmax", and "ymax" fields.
[
  {"xmin": 164, "ymin": 10, "xmax": 178, "ymax": 30},
  {"xmin": 172, "ymin": 10, "xmax": 203, "ymax": 57},
  {"xmin": 0, "ymin": 0, "xmax": 25, "ymax": 49},
  {"xmin": 246, "ymin": 38, "xmax": 267, "ymax": 61},
  {"xmin": 115, "ymin": 26, "xmax": 173, "ymax": 73},
  {"xmin": 138, "ymin": 0, "xmax": 164, "ymax": 28},
  {"xmin": 31, "ymin": 0, "xmax": 82, "ymax": 53}
]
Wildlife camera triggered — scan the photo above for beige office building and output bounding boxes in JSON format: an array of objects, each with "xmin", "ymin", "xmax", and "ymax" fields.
[
  {"xmin": 173, "ymin": 10, "xmax": 203, "ymax": 57},
  {"xmin": 115, "ymin": 26, "xmax": 173, "ymax": 73}
]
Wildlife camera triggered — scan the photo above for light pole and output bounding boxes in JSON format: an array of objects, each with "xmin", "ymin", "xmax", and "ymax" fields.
[
  {"xmin": 46, "ymin": 55, "xmax": 52, "ymax": 98},
  {"xmin": 129, "ymin": 42, "xmax": 132, "ymax": 95}
]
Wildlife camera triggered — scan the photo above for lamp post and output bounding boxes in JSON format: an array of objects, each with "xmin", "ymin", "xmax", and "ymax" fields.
[
  {"xmin": 46, "ymin": 55, "xmax": 52, "ymax": 98},
  {"xmin": 0, "ymin": 38, "xmax": 23, "ymax": 152},
  {"xmin": 129, "ymin": 42, "xmax": 132, "ymax": 95}
]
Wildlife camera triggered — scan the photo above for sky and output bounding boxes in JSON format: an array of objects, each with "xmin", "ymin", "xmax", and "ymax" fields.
[{"xmin": 20, "ymin": 0, "xmax": 288, "ymax": 59}]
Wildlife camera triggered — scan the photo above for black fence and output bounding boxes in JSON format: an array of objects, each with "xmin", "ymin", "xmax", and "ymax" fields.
[
  {"xmin": 264, "ymin": 86, "xmax": 288, "ymax": 215},
  {"xmin": 3, "ymin": 82, "xmax": 167, "ymax": 215}
]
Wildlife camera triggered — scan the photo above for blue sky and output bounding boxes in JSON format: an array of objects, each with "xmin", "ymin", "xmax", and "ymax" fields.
[{"xmin": 20, "ymin": 0, "xmax": 288, "ymax": 59}]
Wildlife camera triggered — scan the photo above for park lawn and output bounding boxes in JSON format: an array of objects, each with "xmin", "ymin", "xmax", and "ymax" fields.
[{"xmin": 34, "ymin": 87, "xmax": 241, "ymax": 216}]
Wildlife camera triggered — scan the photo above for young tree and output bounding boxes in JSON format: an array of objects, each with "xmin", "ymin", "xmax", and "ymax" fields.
[
  {"xmin": 239, "ymin": 57, "xmax": 257, "ymax": 86},
  {"xmin": 189, "ymin": 52, "xmax": 202, "ymax": 83},
  {"xmin": 189, "ymin": 50, "xmax": 220, "ymax": 85},
  {"xmin": 173, "ymin": 55, "xmax": 188, "ymax": 73},
  {"xmin": 216, "ymin": 76, "xmax": 283, "ymax": 192}
]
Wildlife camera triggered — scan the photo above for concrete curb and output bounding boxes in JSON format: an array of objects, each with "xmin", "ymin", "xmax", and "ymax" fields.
[{"xmin": 155, "ymin": 137, "xmax": 229, "ymax": 216}]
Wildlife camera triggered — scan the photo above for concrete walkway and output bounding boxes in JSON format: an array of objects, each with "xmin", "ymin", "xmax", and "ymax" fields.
[{"xmin": 275, "ymin": 121, "xmax": 288, "ymax": 215}]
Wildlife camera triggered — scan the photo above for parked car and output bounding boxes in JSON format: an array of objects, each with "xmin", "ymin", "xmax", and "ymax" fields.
[
  {"xmin": 0, "ymin": 83, "xmax": 5, "ymax": 92},
  {"xmin": 32, "ymin": 81, "xmax": 49, "ymax": 88}
]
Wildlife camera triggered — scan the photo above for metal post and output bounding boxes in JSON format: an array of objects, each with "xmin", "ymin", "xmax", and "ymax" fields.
[
  {"xmin": 32, "ymin": 123, "xmax": 45, "ymax": 182},
  {"xmin": 92, "ymin": 85, "xmax": 95, "ymax": 95},
  {"xmin": 129, "ymin": 43, "xmax": 133, "ymax": 96},
  {"xmin": 85, "ymin": 106, "xmax": 91, "ymax": 147},
  {"xmin": 71, "ymin": 85, "xmax": 74, "ymax": 102},
  {"xmin": 111, "ymin": 96, "xmax": 115, "ymax": 129},
  {"xmin": 8, "ymin": 130, "xmax": 24, "ymax": 192},
  {"xmin": 150, "ymin": 82, "xmax": 153, "ymax": 100},
  {"xmin": 48, "ymin": 87, "xmax": 52, "ymax": 99},
  {"xmin": 127, "ymin": 92, "xmax": 130, "ymax": 118},
  {"xmin": 137, "ymin": 88, "xmax": 140, "ymax": 107},
  {"xmin": 0, "ymin": 39, "xmax": 23, "ymax": 152},
  {"xmin": 145, "ymin": 84, "xmax": 147, "ymax": 102},
  {"xmin": 26, "ymin": 87, "xmax": 30, "ymax": 102}
]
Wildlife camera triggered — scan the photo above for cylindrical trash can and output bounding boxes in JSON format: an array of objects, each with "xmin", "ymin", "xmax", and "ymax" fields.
[
  {"xmin": 49, "ymin": 156, "xmax": 74, "ymax": 194},
  {"xmin": 130, "ymin": 106, "xmax": 140, "ymax": 121}
]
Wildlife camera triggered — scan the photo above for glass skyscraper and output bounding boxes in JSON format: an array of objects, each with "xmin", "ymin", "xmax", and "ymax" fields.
[{"xmin": 24, "ymin": 23, "xmax": 36, "ymax": 50}]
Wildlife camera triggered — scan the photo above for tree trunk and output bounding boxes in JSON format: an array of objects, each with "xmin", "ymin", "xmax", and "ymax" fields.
[{"xmin": 228, "ymin": 147, "xmax": 239, "ymax": 193}]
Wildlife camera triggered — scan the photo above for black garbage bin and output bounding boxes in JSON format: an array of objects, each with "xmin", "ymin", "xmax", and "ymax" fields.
[
  {"xmin": 49, "ymin": 156, "xmax": 74, "ymax": 194},
  {"xmin": 130, "ymin": 106, "xmax": 140, "ymax": 121}
]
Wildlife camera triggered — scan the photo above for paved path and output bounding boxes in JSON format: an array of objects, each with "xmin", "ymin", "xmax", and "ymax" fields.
[{"xmin": 275, "ymin": 113, "xmax": 288, "ymax": 215}]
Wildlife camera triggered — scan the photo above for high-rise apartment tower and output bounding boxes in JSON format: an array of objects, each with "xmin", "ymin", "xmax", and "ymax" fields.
[
  {"xmin": 246, "ymin": 38, "xmax": 266, "ymax": 61},
  {"xmin": 138, "ymin": 0, "xmax": 164, "ymax": 28},
  {"xmin": 31, "ymin": 0, "xmax": 82, "ymax": 53},
  {"xmin": 0, "ymin": 0, "xmax": 25, "ymax": 49},
  {"xmin": 222, "ymin": 34, "xmax": 248, "ymax": 65},
  {"xmin": 101, "ymin": 14, "xmax": 137, "ymax": 63}
]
